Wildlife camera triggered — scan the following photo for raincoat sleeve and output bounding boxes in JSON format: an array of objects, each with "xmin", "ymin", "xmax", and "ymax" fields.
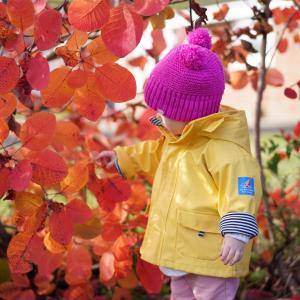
[
  {"xmin": 113, "ymin": 137, "xmax": 165, "ymax": 179},
  {"xmin": 208, "ymin": 151, "xmax": 262, "ymax": 239}
]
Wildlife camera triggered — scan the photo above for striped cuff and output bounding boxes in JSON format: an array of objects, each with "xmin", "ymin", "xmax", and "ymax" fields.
[
  {"xmin": 114, "ymin": 159, "xmax": 125, "ymax": 178},
  {"xmin": 220, "ymin": 212, "xmax": 259, "ymax": 239},
  {"xmin": 149, "ymin": 116, "xmax": 163, "ymax": 126}
]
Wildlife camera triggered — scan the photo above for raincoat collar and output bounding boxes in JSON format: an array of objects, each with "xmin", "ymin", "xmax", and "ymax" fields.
[{"xmin": 149, "ymin": 105, "xmax": 251, "ymax": 153}]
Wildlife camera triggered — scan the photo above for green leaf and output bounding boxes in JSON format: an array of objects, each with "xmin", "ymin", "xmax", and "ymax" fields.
[
  {"xmin": 0, "ymin": 258, "xmax": 10, "ymax": 283},
  {"xmin": 267, "ymin": 153, "xmax": 280, "ymax": 174}
]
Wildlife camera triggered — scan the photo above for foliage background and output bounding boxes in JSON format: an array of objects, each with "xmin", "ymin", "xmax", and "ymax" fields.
[{"xmin": 0, "ymin": 0, "xmax": 300, "ymax": 299}]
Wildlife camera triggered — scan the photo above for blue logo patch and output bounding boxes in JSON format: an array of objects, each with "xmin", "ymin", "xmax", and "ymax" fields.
[{"xmin": 238, "ymin": 177, "xmax": 255, "ymax": 196}]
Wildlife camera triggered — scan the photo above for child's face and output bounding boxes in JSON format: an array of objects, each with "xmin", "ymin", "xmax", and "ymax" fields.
[{"xmin": 157, "ymin": 113, "xmax": 187, "ymax": 135}]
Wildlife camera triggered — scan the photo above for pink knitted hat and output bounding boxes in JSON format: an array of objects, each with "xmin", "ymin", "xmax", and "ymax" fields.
[{"xmin": 144, "ymin": 28, "xmax": 225, "ymax": 122}]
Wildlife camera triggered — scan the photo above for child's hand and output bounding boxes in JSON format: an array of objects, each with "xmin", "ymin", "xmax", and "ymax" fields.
[
  {"xmin": 220, "ymin": 236, "xmax": 245, "ymax": 266},
  {"xmin": 92, "ymin": 150, "xmax": 116, "ymax": 169}
]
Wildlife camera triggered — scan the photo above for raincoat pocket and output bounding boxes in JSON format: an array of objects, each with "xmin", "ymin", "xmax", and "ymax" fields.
[{"xmin": 176, "ymin": 210, "xmax": 223, "ymax": 261}]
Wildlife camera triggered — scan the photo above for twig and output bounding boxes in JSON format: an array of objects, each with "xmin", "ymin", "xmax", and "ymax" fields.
[
  {"xmin": 188, "ymin": 0, "xmax": 193, "ymax": 29},
  {"xmin": 254, "ymin": 1, "xmax": 275, "ymax": 244},
  {"xmin": 267, "ymin": 10, "xmax": 298, "ymax": 70}
]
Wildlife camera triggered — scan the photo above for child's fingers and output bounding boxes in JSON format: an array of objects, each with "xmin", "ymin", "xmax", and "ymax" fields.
[
  {"xmin": 221, "ymin": 245, "xmax": 230, "ymax": 263},
  {"xmin": 223, "ymin": 248, "xmax": 235, "ymax": 265},
  {"xmin": 229, "ymin": 250, "xmax": 241, "ymax": 266},
  {"xmin": 106, "ymin": 159, "xmax": 116, "ymax": 169}
]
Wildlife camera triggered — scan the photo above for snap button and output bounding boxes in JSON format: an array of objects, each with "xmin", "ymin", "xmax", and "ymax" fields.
[{"xmin": 197, "ymin": 231, "xmax": 205, "ymax": 237}]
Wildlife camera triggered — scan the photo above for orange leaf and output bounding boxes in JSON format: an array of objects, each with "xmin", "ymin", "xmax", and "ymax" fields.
[
  {"xmin": 20, "ymin": 111, "xmax": 56, "ymax": 151},
  {"xmin": 131, "ymin": 0, "xmax": 169, "ymax": 16},
  {"xmin": 44, "ymin": 232, "xmax": 70, "ymax": 254},
  {"xmin": 0, "ymin": 167, "xmax": 10, "ymax": 198},
  {"xmin": 266, "ymin": 68, "xmax": 284, "ymax": 87},
  {"xmin": 128, "ymin": 56, "xmax": 147, "ymax": 70},
  {"xmin": 65, "ymin": 245, "xmax": 92, "ymax": 285},
  {"xmin": 61, "ymin": 160, "xmax": 89, "ymax": 194},
  {"xmin": 30, "ymin": 149, "xmax": 68, "ymax": 186},
  {"xmin": 15, "ymin": 191, "xmax": 43, "ymax": 216},
  {"xmin": 73, "ymin": 215, "xmax": 102, "ymax": 240},
  {"xmin": 68, "ymin": 0, "xmax": 110, "ymax": 32},
  {"xmin": 41, "ymin": 67, "xmax": 74, "ymax": 108},
  {"xmin": 67, "ymin": 69, "xmax": 87, "ymax": 89},
  {"xmin": 230, "ymin": 71, "xmax": 249, "ymax": 89},
  {"xmin": 7, "ymin": 232, "xmax": 33, "ymax": 274},
  {"xmin": 102, "ymin": 5, "xmax": 143, "ymax": 57},
  {"xmin": 278, "ymin": 38, "xmax": 288, "ymax": 53},
  {"xmin": 73, "ymin": 75, "xmax": 106, "ymax": 121},
  {"xmin": 66, "ymin": 31, "xmax": 88, "ymax": 50},
  {"xmin": 9, "ymin": 159, "xmax": 32, "ymax": 192},
  {"xmin": 0, "ymin": 57, "xmax": 20, "ymax": 94},
  {"xmin": 147, "ymin": 29, "xmax": 166, "ymax": 58},
  {"xmin": 0, "ymin": 118, "xmax": 9, "ymax": 143},
  {"xmin": 65, "ymin": 199, "xmax": 93, "ymax": 224},
  {"xmin": 112, "ymin": 287, "xmax": 132, "ymax": 300},
  {"xmin": 49, "ymin": 206, "xmax": 73, "ymax": 245},
  {"xmin": 7, "ymin": 0, "xmax": 34, "ymax": 30},
  {"xmin": 118, "ymin": 271, "xmax": 138, "ymax": 289},
  {"xmin": 0, "ymin": 93, "xmax": 17, "ymax": 118},
  {"xmin": 53, "ymin": 120, "xmax": 81, "ymax": 150},
  {"xmin": 213, "ymin": 4, "xmax": 229, "ymax": 21},
  {"xmin": 95, "ymin": 64, "xmax": 136, "ymax": 102},
  {"xmin": 136, "ymin": 255, "xmax": 164, "ymax": 294},
  {"xmin": 92, "ymin": 235, "xmax": 113, "ymax": 256},
  {"xmin": 85, "ymin": 36, "xmax": 118, "ymax": 65},
  {"xmin": 99, "ymin": 251, "xmax": 115, "ymax": 283},
  {"xmin": 34, "ymin": 8, "xmax": 62, "ymax": 51}
]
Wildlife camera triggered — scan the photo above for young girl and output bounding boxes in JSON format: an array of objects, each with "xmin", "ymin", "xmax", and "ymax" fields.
[{"xmin": 96, "ymin": 28, "xmax": 262, "ymax": 300}]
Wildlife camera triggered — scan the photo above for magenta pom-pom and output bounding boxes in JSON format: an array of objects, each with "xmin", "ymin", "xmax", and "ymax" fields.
[
  {"xmin": 188, "ymin": 28, "xmax": 212, "ymax": 49},
  {"xmin": 179, "ymin": 45, "xmax": 207, "ymax": 70}
]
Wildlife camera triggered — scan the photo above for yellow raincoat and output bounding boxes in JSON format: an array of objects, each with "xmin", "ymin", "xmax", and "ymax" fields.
[{"xmin": 114, "ymin": 106, "xmax": 262, "ymax": 278}]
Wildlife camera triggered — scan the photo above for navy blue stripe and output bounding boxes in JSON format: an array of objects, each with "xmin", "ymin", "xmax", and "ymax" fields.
[
  {"xmin": 114, "ymin": 159, "xmax": 125, "ymax": 178},
  {"xmin": 220, "ymin": 212, "xmax": 259, "ymax": 239}
]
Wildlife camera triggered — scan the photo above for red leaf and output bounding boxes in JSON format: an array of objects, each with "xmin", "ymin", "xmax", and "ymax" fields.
[
  {"xmin": 294, "ymin": 121, "xmax": 300, "ymax": 137},
  {"xmin": 102, "ymin": 223, "xmax": 123, "ymax": 241},
  {"xmin": 266, "ymin": 68, "xmax": 284, "ymax": 87},
  {"xmin": 241, "ymin": 289, "xmax": 274, "ymax": 300},
  {"xmin": 65, "ymin": 245, "xmax": 92, "ymax": 285},
  {"xmin": 136, "ymin": 255, "xmax": 164, "ymax": 294},
  {"xmin": 103, "ymin": 177, "xmax": 131, "ymax": 203},
  {"xmin": 131, "ymin": 0, "xmax": 169, "ymax": 16},
  {"xmin": 0, "ymin": 57, "xmax": 20, "ymax": 94},
  {"xmin": 9, "ymin": 159, "xmax": 32, "ymax": 192},
  {"xmin": 102, "ymin": 5, "xmax": 143, "ymax": 57},
  {"xmin": 34, "ymin": 9, "xmax": 62, "ymax": 51},
  {"xmin": 0, "ymin": 167, "xmax": 10, "ymax": 198},
  {"xmin": 0, "ymin": 93, "xmax": 17, "ymax": 119},
  {"xmin": 68, "ymin": 0, "xmax": 110, "ymax": 32},
  {"xmin": 7, "ymin": 0, "xmax": 34, "ymax": 30},
  {"xmin": 284, "ymin": 87, "xmax": 297, "ymax": 99},
  {"xmin": 7, "ymin": 232, "xmax": 33, "ymax": 274},
  {"xmin": 49, "ymin": 207, "xmax": 73, "ymax": 245},
  {"xmin": 278, "ymin": 38, "xmax": 288, "ymax": 53},
  {"xmin": 30, "ymin": 149, "xmax": 68, "ymax": 186},
  {"xmin": 20, "ymin": 111, "xmax": 56, "ymax": 151},
  {"xmin": 66, "ymin": 199, "xmax": 93, "ymax": 224},
  {"xmin": 26, "ymin": 53, "xmax": 50, "ymax": 90}
]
